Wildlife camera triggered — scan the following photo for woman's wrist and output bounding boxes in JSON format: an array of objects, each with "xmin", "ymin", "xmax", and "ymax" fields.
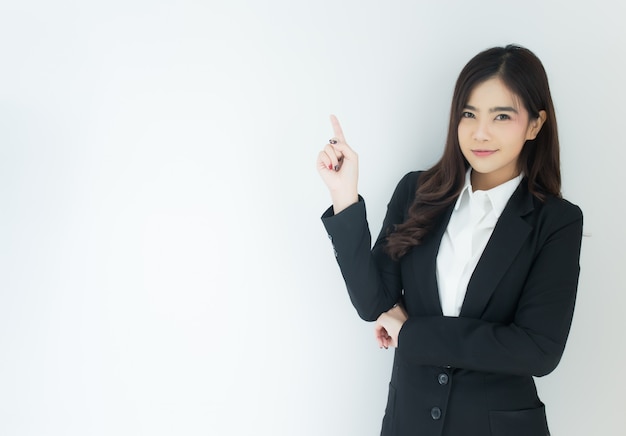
[{"xmin": 331, "ymin": 191, "xmax": 359, "ymax": 214}]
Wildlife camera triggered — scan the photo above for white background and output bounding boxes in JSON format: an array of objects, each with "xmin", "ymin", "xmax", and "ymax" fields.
[{"xmin": 1, "ymin": 1, "xmax": 624, "ymax": 435}]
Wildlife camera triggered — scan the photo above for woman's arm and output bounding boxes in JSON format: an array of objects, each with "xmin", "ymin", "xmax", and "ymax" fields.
[
  {"xmin": 393, "ymin": 209, "xmax": 583, "ymax": 377},
  {"xmin": 318, "ymin": 115, "xmax": 417, "ymax": 322},
  {"xmin": 321, "ymin": 171, "xmax": 417, "ymax": 321}
]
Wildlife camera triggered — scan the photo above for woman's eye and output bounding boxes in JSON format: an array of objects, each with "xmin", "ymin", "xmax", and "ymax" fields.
[
  {"xmin": 495, "ymin": 114, "xmax": 511, "ymax": 121},
  {"xmin": 461, "ymin": 111, "xmax": 475, "ymax": 118}
]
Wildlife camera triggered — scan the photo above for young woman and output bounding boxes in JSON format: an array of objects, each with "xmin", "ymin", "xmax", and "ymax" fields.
[{"xmin": 317, "ymin": 45, "xmax": 583, "ymax": 436}]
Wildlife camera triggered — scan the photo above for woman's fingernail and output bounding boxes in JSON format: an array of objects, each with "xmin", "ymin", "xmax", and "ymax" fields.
[
  {"xmin": 328, "ymin": 164, "xmax": 333, "ymax": 170},
  {"xmin": 334, "ymin": 165, "xmax": 339, "ymax": 171}
]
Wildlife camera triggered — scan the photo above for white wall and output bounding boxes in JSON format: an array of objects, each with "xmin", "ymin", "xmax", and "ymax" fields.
[{"xmin": 1, "ymin": 1, "xmax": 624, "ymax": 435}]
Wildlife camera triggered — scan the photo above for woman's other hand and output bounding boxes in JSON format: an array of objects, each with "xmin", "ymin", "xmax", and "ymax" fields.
[
  {"xmin": 375, "ymin": 304, "xmax": 408, "ymax": 349},
  {"xmin": 316, "ymin": 115, "xmax": 359, "ymax": 214}
]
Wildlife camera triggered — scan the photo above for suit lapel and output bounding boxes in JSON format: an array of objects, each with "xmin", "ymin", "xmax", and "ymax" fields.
[
  {"xmin": 405, "ymin": 204, "xmax": 454, "ymax": 316},
  {"xmin": 459, "ymin": 183, "xmax": 535, "ymax": 318}
]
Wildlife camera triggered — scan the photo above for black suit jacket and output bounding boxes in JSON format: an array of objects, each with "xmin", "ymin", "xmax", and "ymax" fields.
[{"xmin": 322, "ymin": 171, "xmax": 583, "ymax": 436}]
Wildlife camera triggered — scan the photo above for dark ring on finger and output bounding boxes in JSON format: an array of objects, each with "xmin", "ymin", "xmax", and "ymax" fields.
[{"xmin": 329, "ymin": 139, "xmax": 338, "ymax": 144}]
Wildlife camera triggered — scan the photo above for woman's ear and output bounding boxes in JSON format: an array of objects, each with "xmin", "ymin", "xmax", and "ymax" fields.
[{"xmin": 526, "ymin": 110, "xmax": 547, "ymax": 140}]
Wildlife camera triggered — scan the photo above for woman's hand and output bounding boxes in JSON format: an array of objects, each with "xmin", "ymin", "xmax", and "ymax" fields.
[
  {"xmin": 316, "ymin": 115, "xmax": 359, "ymax": 214},
  {"xmin": 375, "ymin": 304, "xmax": 408, "ymax": 349}
]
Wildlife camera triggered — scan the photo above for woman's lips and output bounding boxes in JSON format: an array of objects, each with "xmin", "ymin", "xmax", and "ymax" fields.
[{"xmin": 472, "ymin": 149, "xmax": 497, "ymax": 157}]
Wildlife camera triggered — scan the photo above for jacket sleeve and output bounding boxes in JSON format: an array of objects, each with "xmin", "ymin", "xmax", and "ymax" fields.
[
  {"xmin": 397, "ymin": 204, "xmax": 584, "ymax": 377},
  {"xmin": 321, "ymin": 172, "xmax": 418, "ymax": 321}
]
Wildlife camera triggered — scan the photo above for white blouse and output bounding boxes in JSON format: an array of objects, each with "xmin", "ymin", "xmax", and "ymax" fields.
[{"xmin": 436, "ymin": 170, "xmax": 523, "ymax": 317}]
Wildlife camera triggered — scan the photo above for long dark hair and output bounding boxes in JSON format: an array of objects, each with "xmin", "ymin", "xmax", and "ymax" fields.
[{"xmin": 386, "ymin": 44, "xmax": 561, "ymax": 260}]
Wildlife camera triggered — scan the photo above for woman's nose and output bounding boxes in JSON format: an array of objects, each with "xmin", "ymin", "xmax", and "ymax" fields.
[{"xmin": 472, "ymin": 121, "xmax": 491, "ymax": 141}]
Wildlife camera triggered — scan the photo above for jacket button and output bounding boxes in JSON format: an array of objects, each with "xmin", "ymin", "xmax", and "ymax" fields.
[
  {"xmin": 438, "ymin": 373, "xmax": 449, "ymax": 385},
  {"xmin": 431, "ymin": 407, "xmax": 442, "ymax": 420}
]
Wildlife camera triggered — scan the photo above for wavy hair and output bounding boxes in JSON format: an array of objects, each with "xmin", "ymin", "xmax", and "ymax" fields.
[{"xmin": 385, "ymin": 45, "xmax": 561, "ymax": 260}]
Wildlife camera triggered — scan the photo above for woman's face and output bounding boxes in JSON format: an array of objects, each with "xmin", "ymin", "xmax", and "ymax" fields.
[{"xmin": 457, "ymin": 77, "xmax": 545, "ymax": 190}]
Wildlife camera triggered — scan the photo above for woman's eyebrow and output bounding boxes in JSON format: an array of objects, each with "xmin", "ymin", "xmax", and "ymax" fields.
[
  {"xmin": 464, "ymin": 104, "xmax": 518, "ymax": 113},
  {"xmin": 490, "ymin": 106, "xmax": 518, "ymax": 113}
]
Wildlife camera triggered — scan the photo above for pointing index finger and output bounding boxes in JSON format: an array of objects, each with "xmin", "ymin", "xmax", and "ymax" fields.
[{"xmin": 330, "ymin": 114, "xmax": 346, "ymax": 143}]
